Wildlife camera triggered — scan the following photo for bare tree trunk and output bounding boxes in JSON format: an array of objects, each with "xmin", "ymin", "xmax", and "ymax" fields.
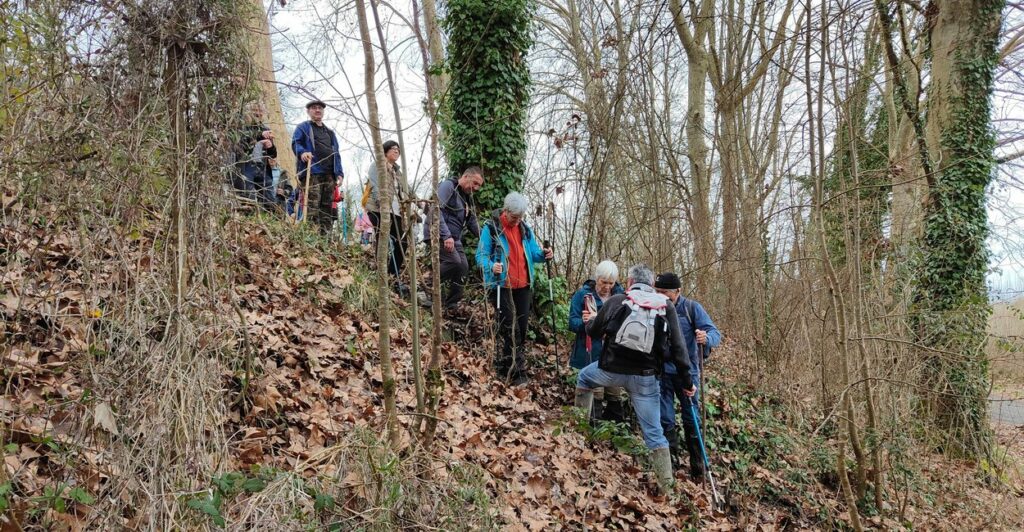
[
  {"xmin": 805, "ymin": 6, "xmax": 862, "ymax": 528},
  {"xmin": 164, "ymin": 42, "xmax": 188, "ymax": 311},
  {"xmin": 355, "ymin": 0, "xmax": 399, "ymax": 449},
  {"xmin": 413, "ymin": 0, "xmax": 447, "ymax": 446},
  {"xmin": 670, "ymin": 0, "xmax": 716, "ymax": 297},
  {"xmin": 370, "ymin": 0, "xmax": 424, "ymax": 418}
]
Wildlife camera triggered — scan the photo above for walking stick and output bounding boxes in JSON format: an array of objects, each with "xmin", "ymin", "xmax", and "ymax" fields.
[
  {"xmin": 301, "ymin": 162, "xmax": 311, "ymax": 226},
  {"xmin": 496, "ymin": 266, "xmax": 502, "ymax": 309},
  {"xmin": 689, "ymin": 400, "xmax": 724, "ymax": 510},
  {"xmin": 543, "ymin": 239, "xmax": 556, "ymax": 339},
  {"xmin": 698, "ymin": 342, "xmax": 708, "ymax": 424}
]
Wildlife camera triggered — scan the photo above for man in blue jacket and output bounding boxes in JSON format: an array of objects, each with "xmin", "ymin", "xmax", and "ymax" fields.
[
  {"xmin": 654, "ymin": 272, "xmax": 721, "ymax": 480},
  {"xmin": 568, "ymin": 260, "xmax": 625, "ymax": 421},
  {"xmin": 291, "ymin": 99, "xmax": 344, "ymax": 234},
  {"xmin": 476, "ymin": 192, "xmax": 552, "ymax": 385}
]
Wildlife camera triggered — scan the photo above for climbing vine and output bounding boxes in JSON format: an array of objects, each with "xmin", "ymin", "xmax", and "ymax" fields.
[
  {"xmin": 441, "ymin": 0, "xmax": 534, "ymax": 213},
  {"xmin": 914, "ymin": 0, "xmax": 1003, "ymax": 458}
]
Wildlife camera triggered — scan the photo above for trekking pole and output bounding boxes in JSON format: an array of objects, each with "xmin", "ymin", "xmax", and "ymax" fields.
[
  {"xmin": 542, "ymin": 239, "xmax": 557, "ymax": 340},
  {"xmin": 583, "ymin": 294, "xmax": 594, "ymax": 356},
  {"xmin": 301, "ymin": 163, "xmax": 311, "ymax": 226},
  {"xmin": 496, "ymin": 267, "xmax": 502, "ymax": 309},
  {"xmin": 689, "ymin": 400, "xmax": 724, "ymax": 510},
  {"xmin": 698, "ymin": 343, "xmax": 708, "ymax": 424}
]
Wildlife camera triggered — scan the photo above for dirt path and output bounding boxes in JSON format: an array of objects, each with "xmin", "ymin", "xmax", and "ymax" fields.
[{"xmin": 990, "ymin": 391, "xmax": 1024, "ymax": 426}]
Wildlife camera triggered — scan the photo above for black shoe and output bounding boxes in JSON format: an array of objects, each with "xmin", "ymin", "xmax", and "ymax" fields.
[
  {"xmin": 392, "ymin": 282, "xmax": 410, "ymax": 297},
  {"xmin": 686, "ymin": 434, "xmax": 706, "ymax": 481},
  {"xmin": 666, "ymin": 427, "xmax": 683, "ymax": 468},
  {"xmin": 590, "ymin": 400, "xmax": 605, "ymax": 424},
  {"xmin": 600, "ymin": 398, "xmax": 629, "ymax": 424},
  {"xmin": 511, "ymin": 374, "xmax": 529, "ymax": 386},
  {"xmin": 689, "ymin": 460, "xmax": 705, "ymax": 482}
]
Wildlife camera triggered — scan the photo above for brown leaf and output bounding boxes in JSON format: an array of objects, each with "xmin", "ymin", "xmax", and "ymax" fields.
[{"xmin": 94, "ymin": 401, "xmax": 119, "ymax": 435}]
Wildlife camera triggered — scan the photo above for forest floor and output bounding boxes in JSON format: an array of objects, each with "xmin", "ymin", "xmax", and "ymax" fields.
[{"xmin": 2, "ymin": 205, "xmax": 1023, "ymax": 530}]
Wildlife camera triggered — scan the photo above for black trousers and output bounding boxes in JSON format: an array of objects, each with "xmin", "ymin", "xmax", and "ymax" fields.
[
  {"xmin": 439, "ymin": 244, "xmax": 469, "ymax": 308},
  {"xmin": 368, "ymin": 211, "xmax": 406, "ymax": 278},
  {"xmin": 489, "ymin": 286, "xmax": 531, "ymax": 379}
]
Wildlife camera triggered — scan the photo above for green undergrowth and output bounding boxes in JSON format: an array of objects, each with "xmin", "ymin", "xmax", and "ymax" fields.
[
  {"xmin": 559, "ymin": 406, "xmax": 650, "ymax": 459},
  {"xmin": 700, "ymin": 376, "xmax": 841, "ymax": 527}
]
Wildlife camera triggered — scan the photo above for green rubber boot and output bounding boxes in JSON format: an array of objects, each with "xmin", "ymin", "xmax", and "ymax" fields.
[
  {"xmin": 652, "ymin": 447, "xmax": 675, "ymax": 494},
  {"xmin": 574, "ymin": 388, "xmax": 594, "ymax": 413}
]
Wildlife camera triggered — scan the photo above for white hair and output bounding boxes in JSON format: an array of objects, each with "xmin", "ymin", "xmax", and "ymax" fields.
[
  {"xmin": 503, "ymin": 192, "xmax": 529, "ymax": 216},
  {"xmin": 627, "ymin": 263, "xmax": 655, "ymax": 286},
  {"xmin": 594, "ymin": 260, "xmax": 619, "ymax": 281}
]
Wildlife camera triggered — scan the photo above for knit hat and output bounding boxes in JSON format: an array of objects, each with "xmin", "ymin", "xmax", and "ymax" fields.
[{"xmin": 654, "ymin": 272, "xmax": 681, "ymax": 289}]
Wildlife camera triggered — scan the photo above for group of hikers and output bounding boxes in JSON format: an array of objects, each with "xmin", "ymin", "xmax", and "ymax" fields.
[{"xmin": 232, "ymin": 98, "xmax": 722, "ymax": 494}]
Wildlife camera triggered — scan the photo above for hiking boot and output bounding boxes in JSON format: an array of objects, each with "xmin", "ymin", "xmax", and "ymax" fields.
[
  {"xmin": 511, "ymin": 374, "xmax": 530, "ymax": 387},
  {"xmin": 652, "ymin": 447, "xmax": 675, "ymax": 494},
  {"xmin": 665, "ymin": 427, "xmax": 683, "ymax": 469},
  {"xmin": 392, "ymin": 282, "xmax": 410, "ymax": 297},
  {"xmin": 601, "ymin": 398, "xmax": 628, "ymax": 424},
  {"xmin": 589, "ymin": 400, "xmax": 605, "ymax": 424},
  {"xmin": 686, "ymin": 432, "xmax": 706, "ymax": 481},
  {"xmin": 574, "ymin": 388, "xmax": 594, "ymax": 413},
  {"xmin": 417, "ymin": 291, "xmax": 432, "ymax": 308}
]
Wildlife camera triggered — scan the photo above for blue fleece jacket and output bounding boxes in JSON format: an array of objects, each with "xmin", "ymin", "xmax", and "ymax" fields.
[
  {"xmin": 663, "ymin": 297, "xmax": 721, "ymax": 380},
  {"xmin": 475, "ymin": 209, "xmax": 547, "ymax": 290}
]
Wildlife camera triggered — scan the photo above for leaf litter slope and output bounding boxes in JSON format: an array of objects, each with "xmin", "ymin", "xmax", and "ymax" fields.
[
  {"xmin": 0, "ymin": 204, "xmax": 724, "ymax": 529},
  {"xmin": 5, "ymin": 204, "xmax": 1023, "ymax": 530},
  {"xmin": 230, "ymin": 223, "xmax": 718, "ymax": 529}
]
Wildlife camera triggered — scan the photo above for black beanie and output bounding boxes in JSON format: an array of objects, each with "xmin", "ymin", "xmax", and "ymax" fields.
[{"xmin": 654, "ymin": 272, "xmax": 681, "ymax": 289}]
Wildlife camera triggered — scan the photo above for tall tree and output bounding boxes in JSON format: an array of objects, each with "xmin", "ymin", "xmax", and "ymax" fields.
[
  {"xmin": 355, "ymin": 0, "xmax": 400, "ymax": 449},
  {"xmin": 442, "ymin": 0, "xmax": 533, "ymax": 211},
  {"xmin": 245, "ymin": 0, "xmax": 297, "ymax": 185},
  {"xmin": 916, "ymin": 0, "xmax": 1004, "ymax": 457}
]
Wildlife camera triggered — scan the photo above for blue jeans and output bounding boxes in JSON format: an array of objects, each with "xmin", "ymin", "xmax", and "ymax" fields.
[{"xmin": 576, "ymin": 362, "xmax": 668, "ymax": 450}]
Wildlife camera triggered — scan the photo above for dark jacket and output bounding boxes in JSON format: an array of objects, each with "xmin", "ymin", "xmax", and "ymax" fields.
[
  {"xmin": 568, "ymin": 280, "xmax": 624, "ymax": 369},
  {"xmin": 586, "ymin": 283, "xmax": 692, "ymax": 389},
  {"xmin": 663, "ymin": 297, "xmax": 722, "ymax": 379},
  {"xmin": 235, "ymin": 123, "xmax": 277, "ymax": 168},
  {"xmin": 291, "ymin": 120, "xmax": 344, "ymax": 177},
  {"xmin": 424, "ymin": 177, "xmax": 479, "ymax": 244}
]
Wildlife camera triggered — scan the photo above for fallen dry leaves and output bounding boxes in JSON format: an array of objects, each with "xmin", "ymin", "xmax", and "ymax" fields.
[{"xmin": 4, "ymin": 200, "xmax": 1022, "ymax": 530}]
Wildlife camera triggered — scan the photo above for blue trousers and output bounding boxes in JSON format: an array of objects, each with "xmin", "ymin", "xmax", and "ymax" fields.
[
  {"xmin": 660, "ymin": 372, "xmax": 699, "ymax": 437},
  {"xmin": 577, "ymin": 362, "xmax": 668, "ymax": 450}
]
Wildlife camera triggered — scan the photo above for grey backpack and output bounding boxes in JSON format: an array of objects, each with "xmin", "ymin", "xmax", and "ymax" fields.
[{"xmin": 613, "ymin": 291, "xmax": 669, "ymax": 353}]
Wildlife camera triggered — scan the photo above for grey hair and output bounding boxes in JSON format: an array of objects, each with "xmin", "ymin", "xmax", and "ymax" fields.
[
  {"xmin": 503, "ymin": 192, "xmax": 529, "ymax": 216},
  {"xmin": 594, "ymin": 260, "xmax": 619, "ymax": 281},
  {"xmin": 627, "ymin": 263, "xmax": 655, "ymax": 286}
]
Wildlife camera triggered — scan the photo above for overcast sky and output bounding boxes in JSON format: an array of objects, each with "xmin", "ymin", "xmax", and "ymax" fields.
[{"xmin": 262, "ymin": 0, "xmax": 1024, "ymax": 299}]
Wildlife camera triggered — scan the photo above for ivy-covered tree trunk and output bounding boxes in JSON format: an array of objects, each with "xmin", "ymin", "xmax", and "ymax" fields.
[
  {"xmin": 442, "ymin": 0, "xmax": 533, "ymax": 211},
  {"xmin": 916, "ymin": 0, "xmax": 1003, "ymax": 458}
]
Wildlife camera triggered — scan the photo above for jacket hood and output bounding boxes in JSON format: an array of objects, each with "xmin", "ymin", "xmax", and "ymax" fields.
[{"xmin": 487, "ymin": 208, "xmax": 533, "ymax": 236}]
